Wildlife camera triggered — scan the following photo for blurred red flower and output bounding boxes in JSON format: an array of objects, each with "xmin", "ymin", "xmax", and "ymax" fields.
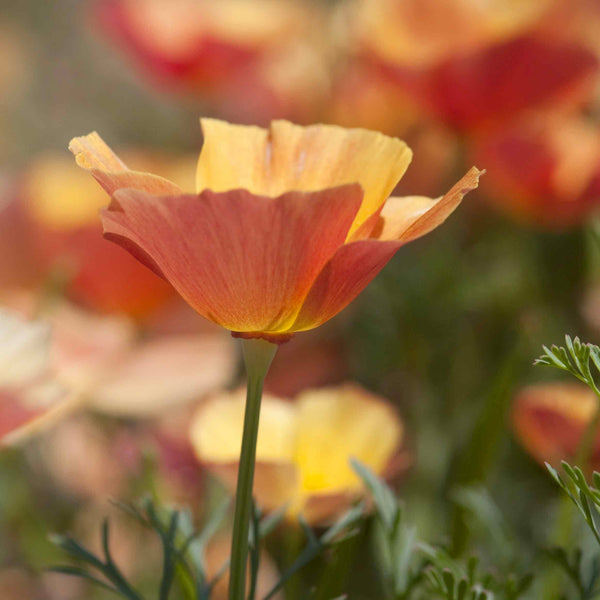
[
  {"xmin": 513, "ymin": 382, "xmax": 600, "ymax": 470},
  {"xmin": 471, "ymin": 114, "xmax": 600, "ymax": 227}
]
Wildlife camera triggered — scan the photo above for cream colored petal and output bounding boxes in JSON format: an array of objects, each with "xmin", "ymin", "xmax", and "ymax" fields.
[
  {"xmin": 300, "ymin": 490, "xmax": 357, "ymax": 526},
  {"xmin": 196, "ymin": 118, "xmax": 412, "ymax": 237},
  {"xmin": 201, "ymin": 460, "xmax": 299, "ymax": 513},
  {"xmin": 373, "ymin": 195, "xmax": 440, "ymax": 240},
  {"xmin": 1, "ymin": 387, "xmax": 83, "ymax": 447},
  {"xmin": 294, "ymin": 384, "xmax": 403, "ymax": 494},
  {"xmin": 69, "ymin": 132, "xmax": 183, "ymax": 197},
  {"xmin": 190, "ymin": 388, "xmax": 296, "ymax": 462},
  {"xmin": 0, "ymin": 309, "xmax": 50, "ymax": 387},
  {"xmin": 91, "ymin": 334, "xmax": 236, "ymax": 417},
  {"xmin": 373, "ymin": 167, "xmax": 483, "ymax": 242}
]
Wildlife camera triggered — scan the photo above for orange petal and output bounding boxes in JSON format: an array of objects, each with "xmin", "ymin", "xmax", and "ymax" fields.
[
  {"xmin": 373, "ymin": 167, "xmax": 483, "ymax": 242},
  {"xmin": 291, "ymin": 239, "xmax": 401, "ymax": 331},
  {"xmin": 69, "ymin": 132, "xmax": 183, "ymax": 197},
  {"xmin": 470, "ymin": 115, "xmax": 600, "ymax": 227},
  {"xmin": 197, "ymin": 118, "xmax": 412, "ymax": 237},
  {"xmin": 102, "ymin": 185, "xmax": 362, "ymax": 333},
  {"xmin": 292, "ymin": 169, "xmax": 481, "ymax": 331},
  {"xmin": 513, "ymin": 382, "xmax": 600, "ymax": 468},
  {"xmin": 421, "ymin": 36, "xmax": 598, "ymax": 129}
]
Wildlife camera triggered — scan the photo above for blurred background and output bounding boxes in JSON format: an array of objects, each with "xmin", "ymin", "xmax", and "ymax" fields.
[{"xmin": 2, "ymin": 0, "xmax": 600, "ymax": 598}]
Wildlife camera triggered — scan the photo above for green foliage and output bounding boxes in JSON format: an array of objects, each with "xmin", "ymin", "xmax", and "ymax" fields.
[
  {"xmin": 546, "ymin": 548, "xmax": 600, "ymax": 600},
  {"xmin": 352, "ymin": 460, "xmax": 532, "ymax": 600},
  {"xmin": 547, "ymin": 463, "xmax": 600, "ymax": 548},
  {"xmin": 262, "ymin": 502, "xmax": 366, "ymax": 599},
  {"xmin": 51, "ymin": 495, "xmax": 366, "ymax": 600},
  {"xmin": 51, "ymin": 496, "xmax": 232, "ymax": 600},
  {"xmin": 352, "ymin": 459, "xmax": 422, "ymax": 599},
  {"xmin": 421, "ymin": 549, "xmax": 532, "ymax": 600},
  {"xmin": 546, "ymin": 462, "xmax": 600, "ymax": 598},
  {"xmin": 535, "ymin": 336, "xmax": 600, "ymax": 395}
]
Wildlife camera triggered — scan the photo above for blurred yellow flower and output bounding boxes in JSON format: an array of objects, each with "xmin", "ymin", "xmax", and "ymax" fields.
[{"xmin": 190, "ymin": 384, "xmax": 406, "ymax": 524}]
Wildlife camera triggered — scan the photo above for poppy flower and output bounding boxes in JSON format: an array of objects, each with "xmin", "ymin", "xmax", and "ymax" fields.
[
  {"xmin": 351, "ymin": 0, "xmax": 599, "ymax": 131},
  {"xmin": 190, "ymin": 384, "xmax": 407, "ymax": 524},
  {"xmin": 21, "ymin": 154, "xmax": 198, "ymax": 318},
  {"xmin": 70, "ymin": 119, "xmax": 481, "ymax": 343},
  {"xmin": 94, "ymin": 0, "xmax": 328, "ymax": 123},
  {"xmin": 6, "ymin": 294, "xmax": 236, "ymax": 417},
  {"xmin": 512, "ymin": 382, "xmax": 600, "ymax": 470},
  {"xmin": 470, "ymin": 114, "xmax": 600, "ymax": 227},
  {"xmin": 0, "ymin": 308, "xmax": 74, "ymax": 446}
]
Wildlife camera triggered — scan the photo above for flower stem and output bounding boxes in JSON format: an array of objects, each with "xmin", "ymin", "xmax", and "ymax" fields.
[{"xmin": 229, "ymin": 338, "xmax": 277, "ymax": 600}]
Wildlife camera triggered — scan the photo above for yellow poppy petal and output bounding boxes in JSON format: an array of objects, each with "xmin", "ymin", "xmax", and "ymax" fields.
[
  {"xmin": 196, "ymin": 118, "xmax": 412, "ymax": 237},
  {"xmin": 373, "ymin": 167, "xmax": 483, "ymax": 241},
  {"xmin": 294, "ymin": 384, "xmax": 403, "ymax": 494},
  {"xmin": 69, "ymin": 132, "xmax": 183, "ymax": 197},
  {"xmin": 190, "ymin": 388, "xmax": 296, "ymax": 462}
]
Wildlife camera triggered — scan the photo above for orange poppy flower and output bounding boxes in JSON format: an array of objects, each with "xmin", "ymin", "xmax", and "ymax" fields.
[
  {"xmin": 95, "ymin": 0, "xmax": 328, "ymax": 123},
  {"xmin": 352, "ymin": 0, "xmax": 599, "ymax": 131},
  {"xmin": 513, "ymin": 382, "xmax": 600, "ymax": 470},
  {"xmin": 190, "ymin": 384, "xmax": 407, "ymax": 524},
  {"xmin": 471, "ymin": 114, "xmax": 600, "ymax": 227},
  {"xmin": 70, "ymin": 119, "xmax": 481, "ymax": 343},
  {"xmin": 21, "ymin": 154, "xmax": 198, "ymax": 318}
]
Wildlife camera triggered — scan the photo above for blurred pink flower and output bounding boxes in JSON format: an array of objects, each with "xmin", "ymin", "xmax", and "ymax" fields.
[{"xmin": 0, "ymin": 308, "xmax": 75, "ymax": 446}]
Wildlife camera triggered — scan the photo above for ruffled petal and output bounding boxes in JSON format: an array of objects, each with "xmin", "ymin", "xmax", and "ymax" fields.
[
  {"xmin": 69, "ymin": 132, "xmax": 183, "ymax": 196},
  {"xmin": 197, "ymin": 118, "xmax": 412, "ymax": 237},
  {"xmin": 102, "ymin": 184, "xmax": 362, "ymax": 333},
  {"xmin": 373, "ymin": 167, "xmax": 483, "ymax": 242},
  {"xmin": 292, "ymin": 168, "xmax": 482, "ymax": 331}
]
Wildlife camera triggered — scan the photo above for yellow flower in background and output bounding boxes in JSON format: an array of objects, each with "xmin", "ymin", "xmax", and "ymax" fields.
[{"xmin": 190, "ymin": 384, "xmax": 406, "ymax": 524}]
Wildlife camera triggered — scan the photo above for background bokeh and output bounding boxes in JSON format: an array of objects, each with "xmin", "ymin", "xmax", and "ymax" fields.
[{"xmin": 2, "ymin": 0, "xmax": 600, "ymax": 598}]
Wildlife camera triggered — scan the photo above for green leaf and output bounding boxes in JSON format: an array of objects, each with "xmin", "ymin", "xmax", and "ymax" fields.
[{"xmin": 351, "ymin": 458, "xmax": 397, "ymax": 531}]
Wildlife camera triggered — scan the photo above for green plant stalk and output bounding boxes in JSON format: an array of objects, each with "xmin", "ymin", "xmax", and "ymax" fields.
[
  {"xmin": 543, "ymin": 392, "xmax": 600, "ymax": 599},
  {"xmin": 229, "ymin": 338, "xmax": 277, "ymax": 600}
]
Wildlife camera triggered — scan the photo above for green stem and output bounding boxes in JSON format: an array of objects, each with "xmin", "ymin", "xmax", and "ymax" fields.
[{"xmin": 229, "ymin": 338, "xmax": 277, "ymax": 600}]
